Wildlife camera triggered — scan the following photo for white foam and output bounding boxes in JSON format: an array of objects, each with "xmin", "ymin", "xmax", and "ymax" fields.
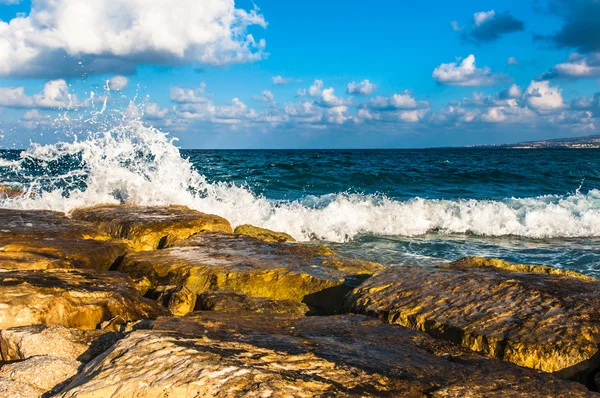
[{"xmin": 1, "ymin": 118, "xmax": 600, "ymax": 242}]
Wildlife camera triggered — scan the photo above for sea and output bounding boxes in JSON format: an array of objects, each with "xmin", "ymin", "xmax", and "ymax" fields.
[{"xmin": 1, "ymin": 118, "xmax": 599, "ymax": 277}]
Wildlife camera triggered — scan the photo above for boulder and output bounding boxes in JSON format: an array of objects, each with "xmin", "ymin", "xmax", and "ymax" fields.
[
  {"xmin": 58, "ymin": 310, "xmax": 595, "ymax": 397},
  {"xmin": 0, "ymin": 209, "xmax": 128, "ymax": 270},
  {"xmin": 0, "ymin": 355, "xmax": 80, "ymax": 392},
  {"xmin": 346, "ymin": 257, "xmax": 600, "ymax": 383},
  {"xmin": 234, "ymin": 224, "xmax": 296, "ymax": 242},
  {"xmin": 0, "ymin": 377, "xmax": 44, "ymax": 398},
  {"xmin": 1, "ymin": 325, "xmax": 120, "ymax": 362},
  {"xmin": 0, "ymin": 269, "xmax": 165, "ymax": 330},
  {"xmin": 119, "ymin": 233, "xmax": 381, "ymax": 314},
  {"xmin": 70, "ymin": 204, "xmax": 233, "ymax": 251},
  {"xmin": 196, "ymin": 291, "xmax": 310, "ymax": 316}
]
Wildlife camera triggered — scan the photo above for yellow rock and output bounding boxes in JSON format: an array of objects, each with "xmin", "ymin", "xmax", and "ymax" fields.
[
  {"xmin": 234, "ymin": 224, "xmax": 296, "ymax": 242},
  {"xmin": 0, "ymin": 184, "xmax": 25, "ymax": 198},
  {"xmin": 346, "ymin": 258, "xmax": 600, "ymax": 383},
  {"xmin": 70, "ymin": 204, "xmax": 233, "ymax": 251},
  {"xmin": 0, "ymin": 269, "xmax": 166, "ymax": 330},
  {"xmin": 167, "ymin": 287, "xmax": 197, "ymax": 316},
  {"xmin": 119, "ymin": 233, "xmax": 382, "ymax": 314}
]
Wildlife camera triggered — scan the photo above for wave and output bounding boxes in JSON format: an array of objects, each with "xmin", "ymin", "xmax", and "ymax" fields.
[{"xmin": 1, "ymin": 118, "xmax": 600, "ymax": 242}]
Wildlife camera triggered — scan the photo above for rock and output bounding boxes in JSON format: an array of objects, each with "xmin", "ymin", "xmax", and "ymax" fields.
[
  {"xmin": 167, "ymin": 287, "xmax": 197, "ymax": 316},
  {"xmin": 0, "ymin": 209, "xmax": 128, "ymax": 270},
  {"xmin": 196, "ymin": 291, "xmax": 310, "ymax": 316},
  {"xmin": 0, "ymin": 184, "xmax": 25, "ymax": 199},
  {"xmin": 0, "ymin": 269, "xmax": 165, "ymax": 330},
  {"xmin": 0, "ymin": 355, "xmax": 80, "ymax": 392},
  {"xmin": 1, "ymin": 324, "xmax": 120, "ymax": 363},
  {"xmin": 58, "ymin": 311, "xmax": 596, "ymax": 397},
  {"xmin": 346, "ymin": 258, "xmax": 600, "ymax": 384},
  {"xmin": 0, "ymin": 377, "xmax": 44, "ymax": 398},
  {"xmin": 119, "ymin": 233, "xmax": 381, "ymax": 314},
  {"xmin": 234, "ymin": 224, "xmax": 296, "ymax": 242},
  {"xmin": 70, "ymin": 204, "xmax": 233, "ymax": 251}
]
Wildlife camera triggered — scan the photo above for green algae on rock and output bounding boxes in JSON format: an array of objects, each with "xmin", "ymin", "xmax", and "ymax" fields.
[
  {"xmin": 234, "ymin": 224, "xmax": 296, "ymax": 243},
  {"xmin": 0, "ymin": 269, "xmax": 165, "ymax": 330},
  {"xmin": 118, "ymin": 233, "xmax": 381, "ymax": 314},
  {"xmin": 346, "ymin": 258, "xmax": 600, "ymax": 384},
  {"xmin": 70, "ymin": 204, "xmax": 233, "ymax": 251}
]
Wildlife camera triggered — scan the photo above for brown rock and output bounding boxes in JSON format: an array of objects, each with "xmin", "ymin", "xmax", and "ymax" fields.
[
  {"xmin": 0, "ymin": 377, "xmax": 44, "ymax": 398},
  {"xmin": 119, "ymin": 233, "xmax": 381, "ymax": 314},
  {"xmin": 0, "ymin": 269, "xmax": 165, "ymax": 330},
  {"xmin": 196, "ymin": 291, "xmax": 310, "ymax": 316},
  {"xmin": 58, "ymin": 311, "xmax": 596, "ymax": 397},
  {"xmin": 234, "ymin": 224, "xmax": 296, "ymax": 242},
  {"xmin": 0, "ymin": 355, "xmax": 80, "ymax": 392},
  {"xmin": 70, "ymin": 204, "xmax": 232, "ymax": 251},
  {"xmin": 0, "ymin": 184, "xmax": 25, "ymax": 199},
  {"xmin": 346, "ymin": 257, "xmax": 600, "ymax": 383},
  {"xmin": 0, "ymin": 325, "xmax": 120, "ymax": 363},
  {"xmin": 0, "ymin": 209, "xmax": 128, "ymax": 270}
]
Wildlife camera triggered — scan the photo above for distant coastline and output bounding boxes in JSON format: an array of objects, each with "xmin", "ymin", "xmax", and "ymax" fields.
[{"xmin": 472, "ymin": 134, "xmax": 600, "ymax": 149}]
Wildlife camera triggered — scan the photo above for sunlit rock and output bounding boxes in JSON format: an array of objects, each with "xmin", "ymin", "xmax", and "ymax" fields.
[
  {"xmin": 346, "ymin": 257, "xmax": 600, "ymax": 383},
  {"xmin": 196, "ymin": 291, "xmax": 310, "ymax": 316},
  {"xmin": 0, "ymin": 355, "xmax": 80, "ymax": 392},
  {"xmin": 234, "ymin": 224, "xmax": 296, "ymax": 242},
  {"xmin": 70, "ymin": 204, "xmax": 233, "ymax": 251}
]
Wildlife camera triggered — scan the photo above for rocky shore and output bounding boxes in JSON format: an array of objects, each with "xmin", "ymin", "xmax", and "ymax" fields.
[{"xmin": 0, "ymin": 204, "xmax": 598, "ymax": 396}]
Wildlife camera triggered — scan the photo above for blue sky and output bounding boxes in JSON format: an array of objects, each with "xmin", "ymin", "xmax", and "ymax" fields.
[{"xmin": 0, "ymin": 0, "xmax": 599, "ymax": 148}]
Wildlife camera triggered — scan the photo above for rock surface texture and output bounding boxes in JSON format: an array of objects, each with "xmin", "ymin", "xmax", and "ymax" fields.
[
  {"xmin": 346, "ymin": 257, "xmax": 600, "ymax": 383},
  {"xmin": 0, "ymin": 209, "xmax": 127, "ymax": 270},
  {"xmin": 70, "ymin": 204, "xmax": 233, "ymax": 251},
  {"xmin": 0, "ymin": 269, "xmax": 165, "ymax": 329},
  {"xmin": 234, "ymin": 224, "xmax": 296, "ymax": 242},
  {"xmin": 58, "ymin": 309, "xmax": 596, "ymax": 397},
  {"xmin": 119, "ymin": 233, "xmax": 381, "ymax": 314}
]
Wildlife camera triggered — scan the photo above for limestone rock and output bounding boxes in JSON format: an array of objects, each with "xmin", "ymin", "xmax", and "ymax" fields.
[
  {"xmin": 234, "ymin": 224, "xmax": 296, "ymax": 242},
  {"xmin": 0, "ymin": 355, "xmax": 80, "ymax": 391},
  {"xmin": 119, "ymin": 233, "xmax": 381, "ymax": 314},
  {"xmin": 0, "ymin": 377, "xmax": 44, "ymax": 398},
  {"xmin": 0, "ymin": 209, "xmax": 128, "ymax": 270},
  {"xmin": 0, "ymin": 184, "xmax": 25, "ymax": 199},
  {"xmin": 58, "ymin": 312, "xmax": 595, "ymax": 397},
  {"xmin": 0, "ymin": 269, "xmax": 165, "ymax": 330},
  {"xmin": 0, "ymin": 324, "xmax": 120, "ymax": 363},
  {"xmin": 196, "ymin": 291, "xmax": 310, "ymax": 316},
  {"xmin": 346, "ymin": 258, "xmax": 600, "ymax": 383},
  {"xmin": 167, "ymin": 287, "xmax": 197, "ymax": 316},
  {"xmin": 70, "ymin": 204, "xmax": 233, "ymax": 251}
]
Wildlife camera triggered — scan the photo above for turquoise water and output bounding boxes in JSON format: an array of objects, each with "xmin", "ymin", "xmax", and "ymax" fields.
[{"xmin": 1, "ymin": 142, "xmax": 600, "ymax": 277}]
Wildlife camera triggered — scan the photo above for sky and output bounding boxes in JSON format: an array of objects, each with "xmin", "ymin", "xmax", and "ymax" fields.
[{"xmin": 0, "ymin": 0, "xmax": 599, "ymax": 149}]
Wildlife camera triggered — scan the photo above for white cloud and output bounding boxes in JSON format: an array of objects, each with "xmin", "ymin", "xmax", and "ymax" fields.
[
  {"xmin": 541, "ymin": 53, "xmax": 600, "ymax": 79},
  {"xmin": 170, "ymin": 83, "xmax": 208, "ymax": 104},
  {"xmin": 253, "ymin": 90, "xmax": 274, "ymax": 103},
  {"xmin": 450, "ymin": 20, "xmax": 463, "ymax": 32},
  {"xmin": 524, "ymin": 81, "xmax": 565, "ymax": 112},
  {"xmin": 21, "ymin": 109, "xmax": 52, "ymax": 129},
  {"xmin": 347, "ymin": 79, "xmax": 376, "ymax": 95},
  {"xmin": 308, "ymin": 80, "xmax": 324, "ymax": 97},
  {"xmin": 474, "ymin": 10, "xmax": 496, "ymax": 26},
  {"xmin": 144, "ymin": 102, "xmax": 168, "ymax": 120},
  {"xmin": 498, "ymin": 84, "xmax": 522, "ymax": 99},
  {"xmin": 107, "ymin": 76, "xmax": 129, "ymax": 91},
  {"xmin": 272, "ymin": 76, "xmax": 293, "ymax": 85},
  {"xmin": 0, "ymin": 0, "xmax": 267, "ymax": 77},
  {"xmin": 432, "ymin": 54, "xmax": 508, "ymax": 86},
  {"xmin": 0, "ymin": 79, "xmax": 80, "ymax": 109},
  {"xmin": 507, "ymin": 57, "xmax": 519, "ymax": 65},
  {"xmin": 364, "ymin": 93, "xmax": 426, "ymax": 110}
]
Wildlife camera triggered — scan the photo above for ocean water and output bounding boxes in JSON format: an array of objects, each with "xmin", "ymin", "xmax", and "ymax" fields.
[{"xmin": 1, "ymin": 119, "xmax": 599, "ymax": 276}]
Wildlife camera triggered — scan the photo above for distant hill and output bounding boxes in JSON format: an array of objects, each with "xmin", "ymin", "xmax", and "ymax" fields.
[{"xmin": 480, "ymin": 134, "xmax": 600, "ymax": 149}]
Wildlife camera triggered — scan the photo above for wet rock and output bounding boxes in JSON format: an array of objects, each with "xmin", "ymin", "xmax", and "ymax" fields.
[
  {"xmin": 0, "ymin": 355, "xmax": 80, "ymax": 392},
  {"xmin": 119, "ymin": 233, "xmax": 381, "ymax": 314},
  {"xmin": 234, "ymin": 224, "xmax": 296, "ymax": 242},
  {"xmin": 196, "ymin": 291, "xmax": 310, "ymax": 316},
  {"xmin": 0, "ymin": 377, "xmax": 44, "ymax": 398},
  {"xmin": 70, "ymin": 204, "xmax": 233, "ymax": 251},
  {"xmin": 0, "ymin": 184, "xmax": 25, "ymax": 199},
  {"xmin": 0, "ymin": 209, "xmax": 128, "ymax": 270},
  {"xmin": 0, "ymin": 269, "xmax": 165, "ymax": 330},
  {"xmin": 58, "ymin": 312, "xmax": 596, "ymax": 397},
  {"xmin": 346, "ymin": 257, "xmax": 600, "ymax": 383},
  {"xmin": 1, "ymin": 324, "xmax": 120, "ymax": 363}
]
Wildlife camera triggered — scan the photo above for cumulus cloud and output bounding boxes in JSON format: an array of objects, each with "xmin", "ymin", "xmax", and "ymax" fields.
[
  {"xmin": 170, "ymin": 83, "xmax": 208, "ymax": 104},
  {"xmin": 253, "ymin": 90, "xmax": 275, "ymax": 103},
  {"xmin": 0, "ymin": 79, "xmax": 80, "ymax": 109},
  {"xmin": 0, "ymin": 0, "xmax": 267, "ymax": 77},
  {"xmin": 432, "ymin": 55, "xmax": 509, "ymax": 86},
  {"xmin": 541, "ymin": 0, "xmax": 600, "ymax": 53},
  {"xmin": 571, "ymin": 93, "xmax": 600, "ymax": 117},
  {"xmin": 107, "ymin": 76, "xmax": 129, "ymax": 91},
  {"xmin": 272, "ymin": 76, "xmax": 293, "ymax": 85},
  {"xmin": 459, "ymin": 10, "xmax": 524, "ymax": 44},
  {"xmin": 362, "ymin": 92, "xmax": 428, "ymax": 111},
  {"xmin": 498, "ymin": 84, "xmax": 522, "ymax": 100},
  {"xmin": 523, "ymin": 81, "xmax": 565, "ymax": 112},
  {"xmin": 21, "ymin": 109, "xmax": 52, "ymax": 129},
  {"xmin": 144, "ymin": 102, "xmax": 169, "ymax": 120},
  {"xmin": 347, "ymin": 80, "xmax": 376, "ymax": 95},
  {"xmin": 540, "ymin": 52, "xmax": 600, "ymax": 80},
  {"xmin": 296, "ymin": 80, "xmax": 351, "ymax": 108}
]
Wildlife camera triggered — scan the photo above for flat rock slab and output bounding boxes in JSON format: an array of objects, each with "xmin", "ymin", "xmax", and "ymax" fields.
[
  {"xmin": 234, "ymin": 224, "xmax": 296, "ymax": 242},
  {"xmin": 0, "ymin": 355, "xmax": 80, "ymax": 392},
  {"xmin": 58, "ymin": 312, "xmax": 595, "ymax": 397},
  {"xmin": 1, "ymin": 325, "xmax": 120, "ymax": 363},
  {"xmin": 70, "ymin": 204, "xmax": 233, "ymax": 251},
  {"xmin": 196, "ymin": 291, "xmax": 310, "ymax": 317},
  {"xmin": 0, "ymin": 209, "xmax": 127, "ymax": 270},
  {"xmin": 346, "ymin": 257, "xmax": 600, "ymax": 382},
  {"xmin": 119, "ymin": 233, "xmax": 382, "ymax": 313},
  {"xmin": 0, "ymin": 269, "xmax": 165, "ymax": 330}
]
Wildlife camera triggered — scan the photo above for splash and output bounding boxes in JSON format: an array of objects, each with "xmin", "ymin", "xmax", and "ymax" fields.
[{"xmin": 1, "ymin": 113, "xmax": 600, "ymax": 242}]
